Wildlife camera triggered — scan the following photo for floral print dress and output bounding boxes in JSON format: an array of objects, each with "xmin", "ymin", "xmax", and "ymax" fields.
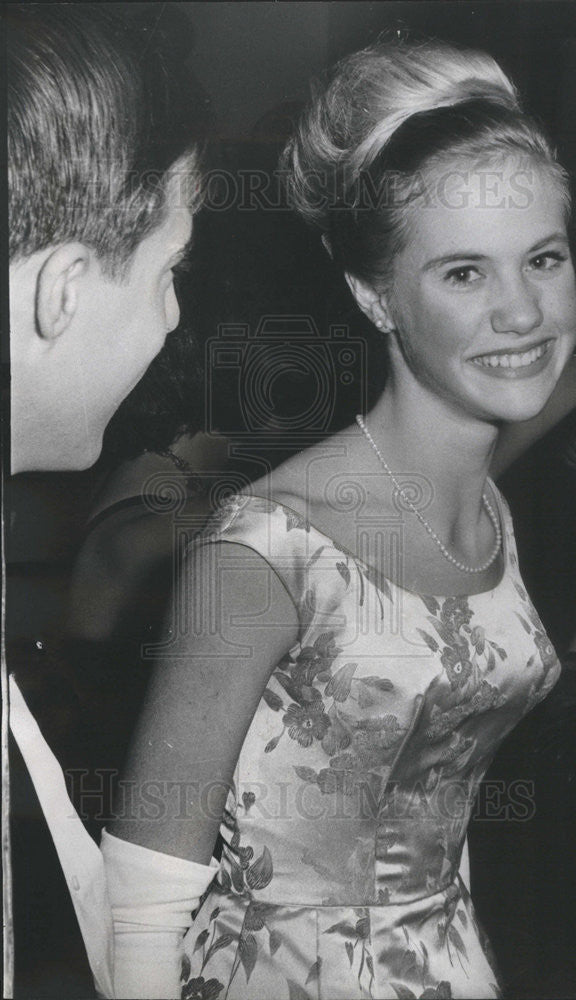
[{"xmin": 180, "ymin": 490, "xmax": 559, "ymax": 1000}]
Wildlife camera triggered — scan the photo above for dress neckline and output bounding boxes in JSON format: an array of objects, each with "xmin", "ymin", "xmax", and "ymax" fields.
[{"xmin": 236, "ymin": 479, "xmax": 509, "ymax": 602}]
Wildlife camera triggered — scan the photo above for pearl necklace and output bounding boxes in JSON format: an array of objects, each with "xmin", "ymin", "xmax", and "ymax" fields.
[{"xmin": 355, "ymin": 415, "xmax": 502, "ymax": 574}]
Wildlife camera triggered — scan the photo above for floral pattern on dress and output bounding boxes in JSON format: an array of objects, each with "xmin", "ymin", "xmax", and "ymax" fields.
[
  {"xmin": 183, "ymin": 798, "xmax": 279, "ymax": 996},
  {"xmin": 261, "ymin": 630, "xmax": 405, "ymax": 806},
  {"xmin": 511, "ymin": 578, "xmax": 561, "ymax": 712},
  {"xmin": 181, "ymin": 493, "xmax": 557, "ymax": 1000}
]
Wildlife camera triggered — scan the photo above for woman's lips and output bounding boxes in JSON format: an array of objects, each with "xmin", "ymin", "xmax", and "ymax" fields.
[{"xmin": 469, "ymin": 339, "xmax": 553, "ymax": 379}]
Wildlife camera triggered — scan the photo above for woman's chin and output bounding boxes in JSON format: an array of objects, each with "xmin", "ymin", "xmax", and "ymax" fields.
[{"xmin": 474, "ymin": 380, "xmax": 561, "ymax": 426}]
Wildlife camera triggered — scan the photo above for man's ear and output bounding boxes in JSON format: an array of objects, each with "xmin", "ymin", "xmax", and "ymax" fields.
[
  {"xmin": 36, "ymin": 243, "xmax": 90, "ymax": 340},
  {"xmin": 344, "ymin": 272, "xmax": 395, "ymax": 332}
]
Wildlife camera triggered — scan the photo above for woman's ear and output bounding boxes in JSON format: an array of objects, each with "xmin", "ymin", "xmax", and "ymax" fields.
[
  {"xmin": 36, "ymin": 243, "xmax": 89, "ymax": 339},
  {"xmin": 344, "ymin": 272, "xmax": 395, "ymax": 331}
]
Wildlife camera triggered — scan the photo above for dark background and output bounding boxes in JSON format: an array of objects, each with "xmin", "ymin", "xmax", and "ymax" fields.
[{"xmin": 6, "ymin": 3, "xmax": 576, "ymax": 998}]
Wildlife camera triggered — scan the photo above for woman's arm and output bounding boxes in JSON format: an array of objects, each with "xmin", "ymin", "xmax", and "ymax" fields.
[
  {"xmin": 109, "ymin": 539, "xmax": 299, "ymax": 861},
  {"xmin": 102, "ymin": 539, "xmax": 299, "ymax": 997},
  {"xmin": 492, "ymin": 355, "xmax": 576, "ymax": 478}
]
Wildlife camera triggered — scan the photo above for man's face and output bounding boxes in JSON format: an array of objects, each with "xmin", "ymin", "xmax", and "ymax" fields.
[{"xmin": 10, "ymin": 170, "xmax": 193, "ymax": 472}]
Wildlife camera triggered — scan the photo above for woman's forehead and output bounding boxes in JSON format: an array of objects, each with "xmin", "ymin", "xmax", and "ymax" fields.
[
  {"xmin": 400, "ymin": 161, "xmax": 568, "ymax": 261},
  {"xmin": 415, "ymin": 153, "xmax": 562, "ymax": 210}
]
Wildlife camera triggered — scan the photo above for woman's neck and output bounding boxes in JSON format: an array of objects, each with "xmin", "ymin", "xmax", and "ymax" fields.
[{"xmin": 363, "ymin": 378, "xmax": 500, "ymax": 545}]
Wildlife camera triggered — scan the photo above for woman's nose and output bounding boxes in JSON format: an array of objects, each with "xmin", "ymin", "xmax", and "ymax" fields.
[{"xmin": 490, "ymin": 276, "xmax": 543, "ymax": 336}]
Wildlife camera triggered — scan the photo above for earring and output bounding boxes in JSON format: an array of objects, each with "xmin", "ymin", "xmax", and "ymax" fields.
[{"xmin": 374, "ymin": 319, "xmax": 383, "ymax": 329}]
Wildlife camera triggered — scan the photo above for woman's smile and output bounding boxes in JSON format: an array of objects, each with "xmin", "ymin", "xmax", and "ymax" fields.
[
  {"xmin": 469, "ymin": 338, "xmax": 554, "ymax": 378},
  {"xmin": 381, "ymin": 163, "xmax": 576, "ymax": 423}
]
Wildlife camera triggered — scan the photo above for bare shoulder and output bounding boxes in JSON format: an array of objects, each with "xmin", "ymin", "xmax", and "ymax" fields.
[
  {"xmin": 112, "ymin": 538, "xmax": 299, "ymax": 860},
  {"xmin": 247, "ymin": 425, "xmax": 362, "ymax": 524}
]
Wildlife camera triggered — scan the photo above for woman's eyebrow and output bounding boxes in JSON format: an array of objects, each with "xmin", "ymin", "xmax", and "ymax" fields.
[
  {"xmin": 422, "ymin": 233, "xmax": 569, "ymax": 272},
  {"xmin": 527, "ymin": 232, "xmax": 569, "ymax": 253},
  {"xmin": 422, "ymin": 251, "xmax": 486, "ymax": 271}
]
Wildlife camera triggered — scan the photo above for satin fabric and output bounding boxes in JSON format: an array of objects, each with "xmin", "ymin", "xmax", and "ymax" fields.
[{"xmin": 181, "ymin": 490, "xmax": 559, "ymax": 1000}]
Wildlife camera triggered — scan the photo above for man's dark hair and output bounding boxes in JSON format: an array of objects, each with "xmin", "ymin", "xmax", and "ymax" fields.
[{"xmin": 8, "ymin": 3, "xmax": 210, "ymax": 275}]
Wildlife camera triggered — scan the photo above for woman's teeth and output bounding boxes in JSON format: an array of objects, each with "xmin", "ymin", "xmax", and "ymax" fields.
[{"xmin": 472, "ymin": 342, "xmax": 549, "ymax": 369}]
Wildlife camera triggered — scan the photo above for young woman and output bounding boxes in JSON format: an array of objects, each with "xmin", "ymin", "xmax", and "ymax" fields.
[{"xmin": 105, "ymin": 39, "xmax": 576, "ymax": 999}]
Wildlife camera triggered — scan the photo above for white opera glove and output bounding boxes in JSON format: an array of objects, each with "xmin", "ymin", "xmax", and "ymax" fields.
[{"xmin": 100, "ymin": 830, "xmax": 218, "ymax": 1000}]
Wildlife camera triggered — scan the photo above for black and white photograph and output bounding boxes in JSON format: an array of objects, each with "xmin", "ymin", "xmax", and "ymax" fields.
[{"xmin": 4, "ymin": 3, "xmax": 576, "ymax": 998}]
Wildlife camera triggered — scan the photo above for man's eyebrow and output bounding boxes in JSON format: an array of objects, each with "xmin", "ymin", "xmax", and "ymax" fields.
[{"xmin": 422, "ymin": 233, "xmax": 569, "ymax": 272}]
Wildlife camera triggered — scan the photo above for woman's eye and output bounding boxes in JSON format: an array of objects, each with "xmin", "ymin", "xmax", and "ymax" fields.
[
  {"xmin": 443, "ymin": 266, "xmax": 482, "ymax": 287},
  {"xmin": 528, "ymin": 251, "xmax": 567, "ymax": 272}
]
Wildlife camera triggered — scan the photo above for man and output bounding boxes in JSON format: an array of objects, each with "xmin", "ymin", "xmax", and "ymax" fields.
[
  {"xmin": 8, "ymin": 3, "xmax": 206, "ymax": 472},
  {"xmin": 6, "ymin": 6, "xmax": 208, "ymax": 996}
]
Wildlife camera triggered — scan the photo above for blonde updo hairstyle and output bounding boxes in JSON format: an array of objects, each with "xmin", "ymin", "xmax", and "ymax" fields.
[{"xmin": 282, "ymin": 38, "xmax": 570, "ymax": 291}]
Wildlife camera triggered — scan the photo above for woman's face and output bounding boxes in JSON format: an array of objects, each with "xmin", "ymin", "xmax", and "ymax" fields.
[{"xmin": 383, "ymin": 159, "xmax": 576, "ymax": 424}]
